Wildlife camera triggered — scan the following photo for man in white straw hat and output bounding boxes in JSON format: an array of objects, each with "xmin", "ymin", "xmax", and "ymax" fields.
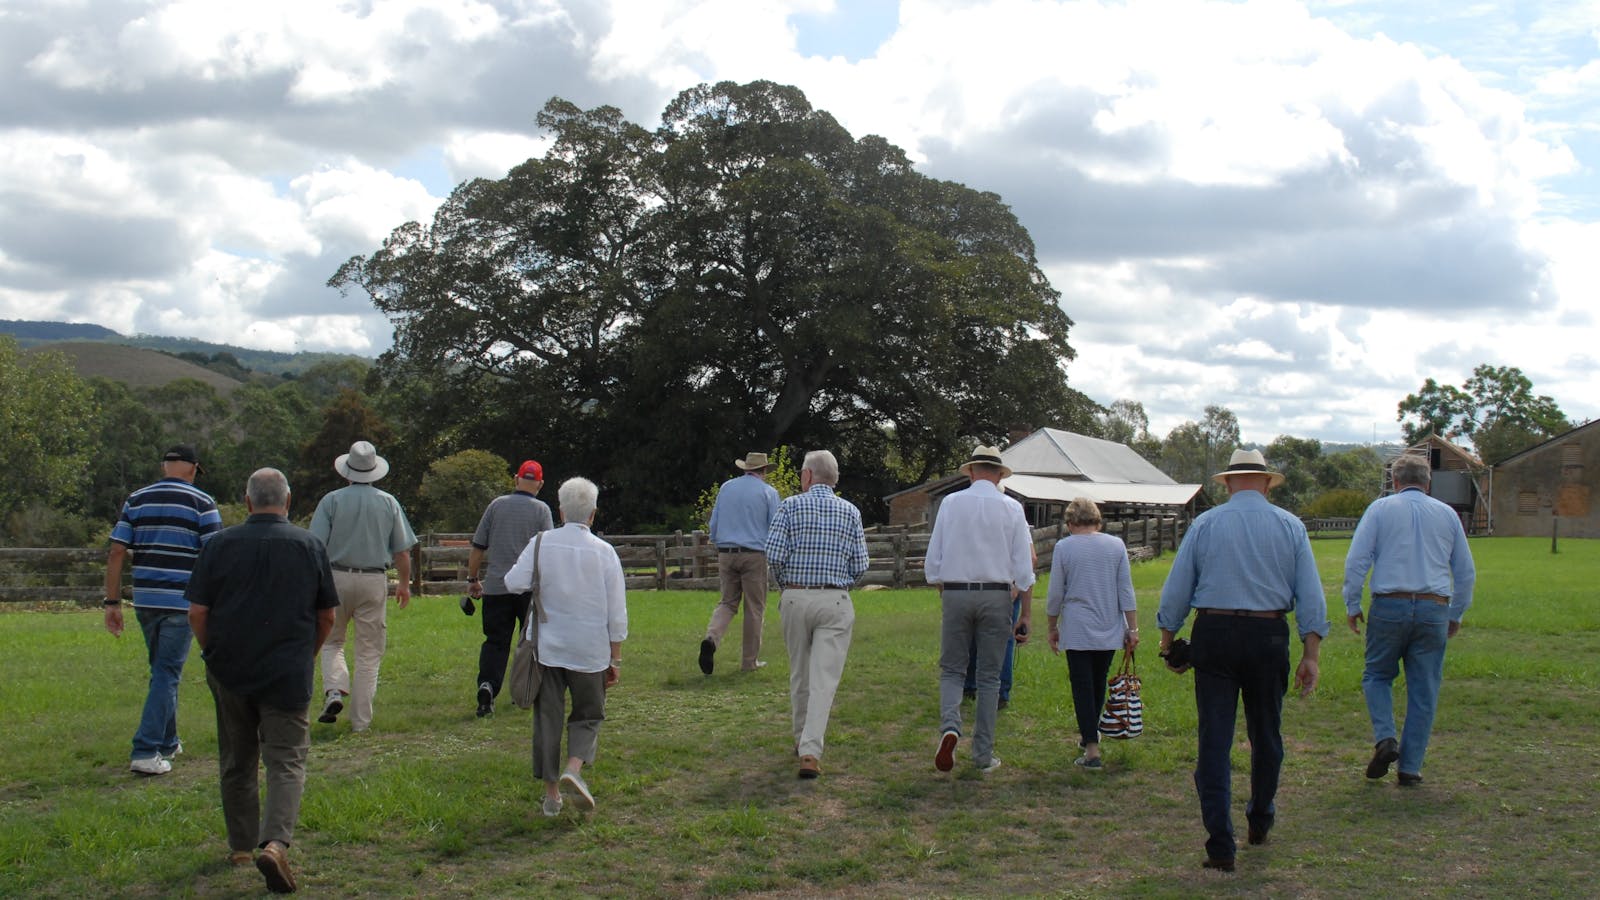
[
  {"xmin": 309, "ymin": 440, "xmax": 417, "ymax": 732},
  {"xmin": 924, "ymin": 445, "xmax": 1036, "ymax": 775},
  {"xmin": 699, "ymin": 451, "xmax": 781, "ymax": 676},
  {"xmin": 1156, "ymin": 448, "xmax": 1328, "ymax": 873}
]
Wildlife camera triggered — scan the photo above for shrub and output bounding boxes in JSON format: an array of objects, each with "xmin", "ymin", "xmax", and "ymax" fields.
[{"xmin": 1301, "ymin": 488, "xmax": 1371, "ymax": 519}]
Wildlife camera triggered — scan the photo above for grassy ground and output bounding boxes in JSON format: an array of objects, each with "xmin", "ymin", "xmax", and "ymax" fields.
[{"xmin": 2, "ymin": 537, "xmax": 1597, "ymax": 898}]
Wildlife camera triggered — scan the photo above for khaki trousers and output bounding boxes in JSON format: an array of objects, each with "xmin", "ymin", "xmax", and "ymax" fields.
[
  {"xmin": 319, "ymin": 570, "xmax": 388, "ymax": 731},
  {"xmin": 780, "ymin": 587, "xmax": 854, "ymax": 759},
  {"xmin": 531, "ymin": 666, "xmax": 608, "ymax": 783},
  {"xmin": 206, "ymin": 669, "xmax": 310, "ymax": 851},
  {"xmin": 705, "ymin": 551, "xmax": 769, "ymax": 670}
]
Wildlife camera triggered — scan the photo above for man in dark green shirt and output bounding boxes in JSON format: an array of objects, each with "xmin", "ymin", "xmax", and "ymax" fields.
[{"xmin": 187, "ymin": 468, "xmax": 339, "ymax": 893}]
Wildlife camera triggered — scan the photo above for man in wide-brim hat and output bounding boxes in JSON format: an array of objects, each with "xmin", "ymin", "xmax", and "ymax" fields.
[
  {"xmin": 698, "ymin": 452, "xmax": 782, "ymax": 676},
  {"xmin": 308, "ymin": 441, "xmax": 417, "ymax": 733},
  {"xmin": 1156, "ymin": 447, "xmax": 1329, "ymax": 872}
]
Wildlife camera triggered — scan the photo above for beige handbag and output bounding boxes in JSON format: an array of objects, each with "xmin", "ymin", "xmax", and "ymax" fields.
[{"xmin": 508, "ymin": 534, "xmax": 549, "ymax": 710}]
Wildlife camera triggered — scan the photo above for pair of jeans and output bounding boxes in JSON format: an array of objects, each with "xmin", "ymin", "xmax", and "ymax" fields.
[
  {"xmin": 133, "ymin": 608, "xmax": 191, "ymax": 759},
  {"xmin": 706, "ymin": 552, "xmax": 770, "ymax": 670},
  {"xmin": 477, "ymin": 592, "xmax": 531, "ymax": 697},
  {"xmin": 1190, "ymin": 613, "xmax": 1290, "ymax": 861},
  {"xmin": 1362, "ymin": 596, "xmax": 1450, "ymax": 776},
  {"xmin": 965, "ymin": 596, "xmax": 1020, "ymax": 701},
  {"xmin": 206, "ymin": 669, "xmax": 310, "ymax": 851},
  {"xmin": 939, "ymin": 588, "xmax": 1013, "ymax": 767},
  {"xmin": 1065, "ymin": 649, "xmax": 1116, "ymax": 748}
]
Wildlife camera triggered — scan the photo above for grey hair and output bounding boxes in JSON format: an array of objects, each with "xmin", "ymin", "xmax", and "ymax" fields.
[
  {"xmin": 1391, "ymin": 454, "xmax": 1431, "ymax": 487},
  {"xmin": 246, "ymin": 468, "xmax": 290, "ymax": 509},
  {"xmin": 559, "ymin": 476, "xmax": 599, "ymax": 523},
  {"xmin": 803, "ymin": 450, "xmax": 840, "ymax": 485},
  {"xmin": 1065, "ymin": 496, "xmax": 1102, "ymax": 527}
]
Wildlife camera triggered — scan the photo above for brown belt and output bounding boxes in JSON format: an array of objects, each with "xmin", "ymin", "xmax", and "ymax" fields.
[
  {"xmin": 1375, "ymin": 592, "xmax": 1448, "ymax": 604},
  {"xmin": 783, "ymin": 584, "xmax": 849, "ymax": 591},
  {"xmin": 1197, "ymin": 608, "xmax": 1285, "ymax": 620}
]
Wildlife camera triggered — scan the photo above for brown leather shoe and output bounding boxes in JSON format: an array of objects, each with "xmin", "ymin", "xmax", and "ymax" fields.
[
  {"xmin": 228, "ymin": 849, "xmax": 253, "ymax": 866},
  {"xmin": 1202, "ymin": 856, "xmax": 1236, "ymax": 872},
  {"xmin": 797, "ymin": 755, "xmax": 821, "ymax": 779},
  {"xmin": 255, "ymin": 840, "xmax": 296, "ymax": 893}
]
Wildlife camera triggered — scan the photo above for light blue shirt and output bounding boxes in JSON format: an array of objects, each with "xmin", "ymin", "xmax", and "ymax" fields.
[
  {"xmin": 1342, "ymin": 486, "xmax": 1476, "ymax": 622},
  {"xmin": 708, "ymin": 473, "xmax": 781, "ymax": 551},
  {"xmin": 1157, "ymin": 489, "xmax": 1329, "ymax": 640},
  {"xmin": 923, "ymin": 480, "xmax": 1037, "ymax": 591},
  {"xmin": 1046, "ymin": 531, "xmax": 1136, "ymax": 651}
]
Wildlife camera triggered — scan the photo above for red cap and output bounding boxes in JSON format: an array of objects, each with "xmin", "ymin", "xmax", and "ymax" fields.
[{"xmin": 516, "ymin": 460, "xmax": 543, "ymax": 481}]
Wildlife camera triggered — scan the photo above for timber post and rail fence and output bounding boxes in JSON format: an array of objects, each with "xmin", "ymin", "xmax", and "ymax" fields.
[{"xmin": 3, "ymin": 516, "xmax": 1192, "ymax": 604}]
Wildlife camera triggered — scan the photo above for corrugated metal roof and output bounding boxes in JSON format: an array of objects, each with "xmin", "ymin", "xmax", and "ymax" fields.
[
  {"xmin": 999, "ymin": 473, "xmax": 1202, "ymax": 506},
  {"xmin": 1003, "ymin": 428, "xmax": 1175, "ymax": 484}
]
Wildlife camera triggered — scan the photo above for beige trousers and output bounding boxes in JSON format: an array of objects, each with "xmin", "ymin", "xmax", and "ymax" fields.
[
  {"xmin": 705, "ymin": 551, "xmax": 769, "ymax": 670},
  {"xmin": 780, "ymin": 587, "xmax": 855, "ymax": 759},
  {"xmin": 319, "ymin": 570, "xmax": 388, "ymax": 732}
]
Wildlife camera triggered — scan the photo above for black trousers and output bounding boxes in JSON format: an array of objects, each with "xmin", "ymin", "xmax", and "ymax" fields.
[
  {"xmin": 1065, "ymin": 649, "xmax": 1116, "ymax": 748},
  {"xmin": 477, "ymin": 592, "xmax": 531, "ymax": 696}
]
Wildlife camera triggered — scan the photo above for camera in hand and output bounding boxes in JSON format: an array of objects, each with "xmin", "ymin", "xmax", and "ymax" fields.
[
  {"xmin": 459, "ymin": 595, "xmax": 476, "ymax": 616},
  {"xmin": 1161, "ymin": 637, "xmax": 1191, "ymax": 668}
]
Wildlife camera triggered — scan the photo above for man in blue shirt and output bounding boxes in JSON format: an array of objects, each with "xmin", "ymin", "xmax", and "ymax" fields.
[
  {"xmin": 103, "ymin": 443, "xmax": 223, "ymax": 776},
  {"xmin": 700, "ymin": 451, "xmax": 781, "ymax": 675},
  {"xmin": 764, "ymin": 450, "xmax": 868, "ymax": 780},
  {"xmin": 1158, "ymin": 448, "xmax": 1328, "ymax": 872},
  {"xmin": 1343, "ymin": 452, "xmax": 1475, "ymax": 787}
]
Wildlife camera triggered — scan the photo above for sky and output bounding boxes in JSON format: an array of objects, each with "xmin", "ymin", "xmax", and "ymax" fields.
[{"xmin": 2, "ymin": 0, "xmax": 1596, "ymax": 447}]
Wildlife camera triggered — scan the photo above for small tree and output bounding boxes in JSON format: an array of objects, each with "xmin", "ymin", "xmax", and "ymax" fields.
[
  {"xmin": 417, "ymin": 450, "xmax": 514, "ymax": 532},
  {"xmin": 1302, "ymin": 489, "xmax": 1372, "ymax": 519}
]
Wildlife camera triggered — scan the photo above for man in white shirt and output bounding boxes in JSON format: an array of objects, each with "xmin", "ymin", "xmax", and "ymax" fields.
[{"xmin": 923, "ymin": 446, "xmax": 1036, "ymax": 774}]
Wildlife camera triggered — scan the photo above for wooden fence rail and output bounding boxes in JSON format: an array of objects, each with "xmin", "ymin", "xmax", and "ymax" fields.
[{"xmin": 1, "ymin": 517, "xmax": 1188, "ymax": 604}]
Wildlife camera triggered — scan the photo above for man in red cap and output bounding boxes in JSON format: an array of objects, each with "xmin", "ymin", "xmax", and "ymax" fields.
[{"xmin": 464, "ymin": 459, "xmax": 554, "ymax": 716}]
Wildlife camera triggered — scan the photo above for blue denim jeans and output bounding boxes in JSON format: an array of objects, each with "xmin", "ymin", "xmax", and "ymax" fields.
[
  {"xmin": 965, "ymin": 597, "xmax": 1020, "ymax": 701},
  {"xmin": 134, "ymin": 608, "xmax": 192, "ymax": 759},
  {"xmin": 1191, "ymin": 614, "xmax": 1290, "ymax": 861},
  {"xmin": 1363, "ymin": 596, "xmax": 1450, "ymax": 776}
]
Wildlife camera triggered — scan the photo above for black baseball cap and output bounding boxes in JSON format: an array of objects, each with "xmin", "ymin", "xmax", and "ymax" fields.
[{"xmin": 162, "ymin": 444, "xmax": 204, "ymax": 473}]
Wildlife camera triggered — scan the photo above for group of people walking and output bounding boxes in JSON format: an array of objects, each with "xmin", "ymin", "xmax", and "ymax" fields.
[{"xmin": 101, "ymin": 437, "xmax": 1474, "ymax": 889}]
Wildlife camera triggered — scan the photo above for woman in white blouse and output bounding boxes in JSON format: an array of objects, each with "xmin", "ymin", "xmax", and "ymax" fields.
[
  {"xmin": 1045, "ymin": 497, "xmax": 1138, "ymax": 769},
  {"xmin": 504, "ymin": 477, "xmax": 628, "ymax": 816}
]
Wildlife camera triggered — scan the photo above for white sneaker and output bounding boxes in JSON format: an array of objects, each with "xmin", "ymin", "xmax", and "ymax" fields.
[
  {"xmin": 560, "ymin": 770, "xmax": 596, "ymax": 810},
  {"xmin": 541, "ymin": 795, "xmax": 563, "ymax": 817},
  {"xmin": 979, "ymin": 756, "xmax": 1003, "ymax": 774},
  {"xmin": 161, "ymin": 741, "xmax": 183, "ymax": 761},
  {"xmin": 130, "ymin": 755, "xmax": 171, "ymax": 776}
]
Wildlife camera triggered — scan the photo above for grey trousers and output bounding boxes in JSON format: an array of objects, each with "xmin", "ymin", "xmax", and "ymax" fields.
[
  {"xmin": 532, "ymin": 666, "xmax": 608, "ymax": 783},
  {"xmin": 706, "ymin": 552, "xmax": 769, "ymax": 670},
  {"xmin": 780, "ymin": 587, "xmax": 855, "ymax": 758},
  {"xmin": 206, "ymin": 669, "xmax": 310, "ymax": 851},
  {"xmin": 939, "ymin": 587, "xmax": 1013, "ymax": 767}
]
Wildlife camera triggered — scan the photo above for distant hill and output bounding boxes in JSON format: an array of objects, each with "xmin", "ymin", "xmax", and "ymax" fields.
[
  {"xmin": 0, "ymin": 319, "xmax": 370, "ymax": 376},
  {"xmin": 27, "ymin": 342, "xmax": 244, "ymax": 393}
]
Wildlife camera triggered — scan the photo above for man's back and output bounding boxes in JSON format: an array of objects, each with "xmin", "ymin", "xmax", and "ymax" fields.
[
  {"xmin": 710, "ymin": 475, "xmax": 780, "ymax": 549},
  {"xmin": 112, "ymin": 477, "xmax": 222, "ymax": 609},
  {"xmin": 310, "ymin": 483, "xmax": 415, "ymax": 568},
  {"xmin": 473, "ymin": 492, "xmax": 553, "ymax": 592}
]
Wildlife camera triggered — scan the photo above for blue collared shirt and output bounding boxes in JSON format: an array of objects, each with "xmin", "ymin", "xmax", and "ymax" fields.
[
  {"xmin": 1157, "ymin": 489, "xmax": 1329, "ymax": 640},
  {"xmin": 708, "ymin": 473, "xmax": 781, "ymax": 551},
  {"xmin": 923, "ymin": 479, "xmax": 1036, "ymax": 590},
  {"xmin": 763, "ymin": 484, "xmax": 869, "ymax": 588},
  {"xmin": 1342, "ymin": 486, "xmax": 1476, "ymax": 621}
]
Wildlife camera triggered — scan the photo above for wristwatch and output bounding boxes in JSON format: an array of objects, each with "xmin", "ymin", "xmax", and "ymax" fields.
[{"xmin": 103, "ymin": 598, "xmax": 120, "ymax": 607}]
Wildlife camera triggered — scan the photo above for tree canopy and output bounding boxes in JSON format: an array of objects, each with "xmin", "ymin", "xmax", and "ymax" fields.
[
  {"xmin": 1398, "ymin": 364, "xmax": 1569, "ymax": 462},
  {"xmin": 332, "ymin": 81, "xmax": 1089, "ymax": 526}
]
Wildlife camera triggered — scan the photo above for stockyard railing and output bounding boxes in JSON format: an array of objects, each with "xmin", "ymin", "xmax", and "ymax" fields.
[
  {"xmin": 1303, "ymin": 517, "xmax": 1360, "ymax": 538},
  {"xmin": 0, "ymin": 517, "xmax": 1187, "ymax": 604}
]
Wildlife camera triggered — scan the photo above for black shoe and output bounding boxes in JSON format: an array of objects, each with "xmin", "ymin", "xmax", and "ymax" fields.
[
  {"xmin": 1397, "ymin": 772, "xmax": 1424, "ymax": 787},
  {"xmin": 1247, "ymin": 824, "xmax": 1270, "ymax": 846},
  {"xmin": 476, "ymin": 682, "xmax": 493, "ymax": 718},
  {"xmin": 698, "ymin": 639, "xmax": 715, "ymax": 675},
  {"xmin": 1365, "ymin": 737, "xmax": 1399, "ymax": 779},
  {"xmin": 997, "ymin": 697, "xmax": 1010, "ymax": 711},
  {"xmin": 1202, "ymin": 856, "xmax": 1236, "ymax": 872},
  {"xmin": 317, "ymin": 693, "xmax": 343, "ymax": 724}
]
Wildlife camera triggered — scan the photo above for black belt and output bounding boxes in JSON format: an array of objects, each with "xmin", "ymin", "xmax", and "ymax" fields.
[
  {"xmin": 332, "ymin": 564, "xmax": 386, "ymax": 574},
  {"xmin": 942, "ymin": 582, "xmax": 1011, "ymax": 591},
  {"xmin": 1197, "ymin": 608, "xmax": 1285, "ymax": 620},
  {"xmin": 1374, "ymin": 592, "xmax": 1448, "ymax": 604},
  {"xmin": 718, "ymin": 547, "xmax": 764, "ymax": 554},
  {"xmin": 783, "ymin": 584, "xmax": 850, "ymax": 591}
]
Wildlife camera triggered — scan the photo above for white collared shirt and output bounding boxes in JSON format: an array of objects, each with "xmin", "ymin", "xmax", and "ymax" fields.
[
  {"xmin": 504, "ymin": 522, "xmax": 628, "ymax": 673},
  {"xmin": 923, "ymin": 479, "xmax": 1036, "ymax": 590}
]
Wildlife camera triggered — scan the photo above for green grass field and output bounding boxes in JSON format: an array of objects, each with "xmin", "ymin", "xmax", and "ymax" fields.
[{"xmin": 2, "ymin": 537, "xmax": 1597, "ymax": 897}]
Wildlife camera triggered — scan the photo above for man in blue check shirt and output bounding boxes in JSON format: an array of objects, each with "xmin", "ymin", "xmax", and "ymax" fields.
[
  {"xmin": 1343, "ymin": 452, "xmax": 1475, "ymax": 788},
  {"xmin": 764, "ymin": 450, "xmax": 868, "ymax": 780},
  {"xmin": 1158, "ymin": 448, "xmax": 1328, "ymax": 873}
]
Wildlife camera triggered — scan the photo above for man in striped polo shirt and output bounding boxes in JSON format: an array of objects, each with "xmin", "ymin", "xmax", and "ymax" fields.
[{"xmin": 104, "ymin": 443, "xmax": 223, "ymax": 776}]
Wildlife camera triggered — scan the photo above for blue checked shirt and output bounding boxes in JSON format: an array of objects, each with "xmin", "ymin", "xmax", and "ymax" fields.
[
  {"xmin": 1157, "ymin": 489, "xmax": 1329, "ymax": 640},
  {"xmin": 764, "ymin": 484, "xmax": 869, "ymax": 589}
]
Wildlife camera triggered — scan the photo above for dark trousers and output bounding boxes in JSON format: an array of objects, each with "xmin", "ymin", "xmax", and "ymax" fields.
[
  {"xmin": 206, "ymin": 669, "xmax": 310, "ymax": 851},
  {"xmin": 1066, "ymin": 649, "xmax": 1116, "ymax": 747},
  {"xmin": 1190, "ymin": 614, "xmax": 1290, "ymax": 861},
  {"xmin": 477, "ymin": 592, "xmax": 531, "ymax": 697}
]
